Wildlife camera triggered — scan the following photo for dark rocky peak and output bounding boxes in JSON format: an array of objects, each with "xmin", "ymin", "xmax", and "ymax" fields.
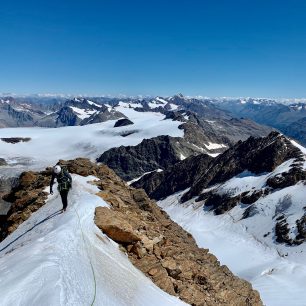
[
  {"xmin": 3, "ymin": 104, "xmax": 34, "ymax": 124},
  {"xmin": 132, "ymin": 153, "xmax": 214, "ymax": 200},
  {"xmin": 64, "ymin": 98, "xmax": 103, "ymax": 111},
  {"xmin": 56, "ymin": 106, "xmax": 80, "ymax": 126},
  {"xmin": 167, "ymin": 96, "xmax": 232, "ymax": 120},
  {"xmin": 80, "ymin": 107, "xmax": 126, "ymax": 125},
  {"xmin": 164, "ymin": 110, "xmax": 197, "ymax": 122},
  {"xmin": 182, "ymin": 131, "xmax": 304, "ymax": 202},
  {"xmin": 97, "ymin": 135, "xmax": 185, "ymax": 181},
  {"xmin": 168, "ymin": 93, "xmax": 188, "ymax": 105}
]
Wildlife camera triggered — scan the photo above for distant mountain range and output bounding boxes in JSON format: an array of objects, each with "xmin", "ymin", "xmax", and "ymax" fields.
[
  {"xmin": 212, "ymin": 97, "xmax": 306, "ymax": 146},
  {"xmin": 2, "ymin": 94, "xmax": 304, "ymax": 144}
]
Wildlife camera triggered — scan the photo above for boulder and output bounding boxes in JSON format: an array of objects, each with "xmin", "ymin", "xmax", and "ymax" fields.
[{"xmin": 95, "ymin": 207, "xmax": 140, "ymax": 244}]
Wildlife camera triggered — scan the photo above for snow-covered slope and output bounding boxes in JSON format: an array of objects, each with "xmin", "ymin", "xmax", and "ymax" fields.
[
  {"xmin": 0, "ymin": 175, "xmax": 187, "ymax": 306},
  {"xmin": 159, "ymin": 193, "xmax": 306, "ymax": 306}
]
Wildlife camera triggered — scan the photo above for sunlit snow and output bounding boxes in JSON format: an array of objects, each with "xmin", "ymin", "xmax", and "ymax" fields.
[{"xmin": 0, "ymin": 175, "xmax": 187, "ymax": 306}]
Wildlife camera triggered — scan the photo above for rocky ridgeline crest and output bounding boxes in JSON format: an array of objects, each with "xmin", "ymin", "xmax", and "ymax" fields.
[
  {"xmin": 135, "ymin": 132, "xmax": 304, "ymax": 203},
  {"xmin": 134, "ymin": 132, "xmax": 306, "ymax": 246},
  {"xmin": 0, "ymin": 158, "xmax": 262, "ymax": 305},
  {"xmin": 182, "ymin": 131, "xmax": 304, "ymax": 202}
]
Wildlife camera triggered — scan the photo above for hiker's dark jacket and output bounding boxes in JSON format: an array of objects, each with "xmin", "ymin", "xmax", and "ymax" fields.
[{"xmin": 50, "ymin": 168, "xmax": 72, "ymax": 192}]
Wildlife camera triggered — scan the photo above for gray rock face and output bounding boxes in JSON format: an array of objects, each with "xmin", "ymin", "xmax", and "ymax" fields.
[
  {"xmin": 97, "ymin": 135, "xmax": 194, "ymax": 181},
  {"xmin": 0, "ymin": 102, "xmax": 35, "ymax": 127},
  {"xmin": 132, "ymin": 154, "xmax": 213, "ymax": 200},
  {"xmin": 36, "ymin": 106, "xmax": 80, "ymax": 127},
  {"xmin": 81, "ymin": 108, "xmax": 125, "ymax": 125},
  {"xmin": 182, "ymin": 131, "xmax": 303, "ymax": 202},
  {"xmin": 134, "ymin": 132, "xmax": 304, "ymax": 209},
  {"xmin": 64, "ymin": 98, "xmax": 102, "ymax": 111}
]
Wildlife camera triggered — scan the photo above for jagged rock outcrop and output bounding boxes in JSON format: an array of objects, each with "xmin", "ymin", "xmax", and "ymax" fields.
[
  {"xmin": 182, "ymin": 131, "xmax": 303, "ymax": 202},
  {"xmin": 95, "ymin": 207, "xmax": 141, "ymax": 243},
  {"xmin": 35, "ymin": 106, "xmax": 81, "ymax": 127},
  {"xmin": 97, "ymin": 135, "xmax": 202, "ymax": 181},
  {"xmin": 1, "ymin": 158, "xmax": 262, "ymax": 306},
  {"xmin": 0, "ymin": 102, "xmax": 36, "ymax": 127},
  {"xmin": 267, "ymin": 165, "xmax": 306, "ymax": 189},
  {"xmin": 134, "ymin": 132, "xmax": 306, "ymax": 224},
  {"xmin": 80, "ymin": 108, "xmax": 126, "ymax": 125},
  {"xmin": 0, "ymin": 174, "xmax": 18, "ymax": 216},
  {"xmin": 0, "ymin": 171, "xmax": 50, "ymax": 240}
]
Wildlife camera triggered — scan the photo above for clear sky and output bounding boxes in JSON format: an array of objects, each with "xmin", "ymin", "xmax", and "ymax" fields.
[{"xmin": 1, "ymin": 0, "xmax": 306, "ymax": 98}]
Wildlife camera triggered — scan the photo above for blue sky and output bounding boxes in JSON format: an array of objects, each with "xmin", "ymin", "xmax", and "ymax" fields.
[{"xmin": 1, "ymin": 0, "xmax": 306, "ymax": 97}]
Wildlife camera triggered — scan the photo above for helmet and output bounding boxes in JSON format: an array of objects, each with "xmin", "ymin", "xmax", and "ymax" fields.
[{"xmin": 53, "ymin": 165, "xmax": 61, "ymax": 174}]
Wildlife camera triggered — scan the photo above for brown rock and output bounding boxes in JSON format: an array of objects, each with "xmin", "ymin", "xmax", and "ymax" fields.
[
  {"xmin": 95, "ymin": 207, "xmax": 140, "ymax": 244},
  {"xmin": 130, "ymin": 242, "xmax": 147, "ymax": 258},
  {"xmin": 95, "ymin": 191, "xmax": 125, "ymax": 208},
  {"xmin": 19, "ymin": 171, "xmax": 38, "ymax": 188}
]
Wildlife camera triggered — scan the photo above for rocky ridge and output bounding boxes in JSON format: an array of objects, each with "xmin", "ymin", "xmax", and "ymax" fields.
[
  {"xmin": 134, "ymin": 132, "xmax": 306, "ymax": 246},
  {"xmin": 132, "ymin": 154, "xmax": 214, "ymax": 200},
  {"xmin": 135, "ymin": 132, "xmax": 304, "ymax": 205},
  {"xmin": 1, "ymin": 158, "xmax": 262, "ymax": 305},
  {"xmin": 182, "ymin": 131, "xmax": 303, "ymax": 202}
]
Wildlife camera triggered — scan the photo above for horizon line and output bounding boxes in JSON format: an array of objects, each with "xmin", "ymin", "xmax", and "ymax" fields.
[{"xmin": 1, "ymin": 92, "xmax": 306, "ymax": 102}]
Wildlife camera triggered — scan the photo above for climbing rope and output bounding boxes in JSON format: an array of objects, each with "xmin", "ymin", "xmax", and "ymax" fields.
[
  {"xmin": 0, "ymin": 209, "xmax": 62, "ymax": 254},
  {"xmin": 73, "ymin": 206, "xmax": 97, "ymax": 306}
]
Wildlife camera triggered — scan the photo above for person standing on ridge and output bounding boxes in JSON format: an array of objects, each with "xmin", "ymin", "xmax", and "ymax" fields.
[{"xmin": 50, "ymin": 165, "xmax": 72, "ymax": 212}]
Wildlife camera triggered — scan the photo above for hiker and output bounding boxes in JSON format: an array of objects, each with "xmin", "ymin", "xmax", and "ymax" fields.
[{"xmin": 50, "ymin": 165, "xmax": 72, "ymax": 212}]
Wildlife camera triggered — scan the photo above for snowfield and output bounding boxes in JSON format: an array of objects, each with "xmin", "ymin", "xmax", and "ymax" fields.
[
  {"xmin": 0, "ymin": 175, "xmax": 187, "ymax": 306},
  {"xmin": 0, "ymin": 107, "xmax": 183, "ymax": 172}
]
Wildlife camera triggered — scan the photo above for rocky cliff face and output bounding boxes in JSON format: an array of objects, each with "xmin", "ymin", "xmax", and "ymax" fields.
[
  {"xmin": 182, "ymin": 132, "xmax": 303, "ymax": 202},
  {"xmin": 0, "ymin": 102, "xmax": 36, "ymax": 127},
  {"xmin": 97, "ymin": 135, "xmax": 206, "ymax": 181},
  {"xmin": 36, "ymin": 106, "xmax": 81, "ymax": 127},
  {"xmin": 80, "ymin": 107, "xmax": 125, "ymax": 125},
  {"xmin": 134, "ymin": 132, "xmax": 304, "ymax": 207},
  {"xmin": 132, "ymin": 154, "xmax": 214, "ymax": 200},
  {"xmin": 1, "ymin": 158, "xmax": 262, "ymax": 305}
]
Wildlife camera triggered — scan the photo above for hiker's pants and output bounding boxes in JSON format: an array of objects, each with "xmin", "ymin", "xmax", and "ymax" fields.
[{"xmin": 60, "ymin": 190, "xmax": 69, "ymax": 210}]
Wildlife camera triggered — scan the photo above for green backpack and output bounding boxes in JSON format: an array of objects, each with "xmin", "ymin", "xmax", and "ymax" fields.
[{"xmin": 57, "ymin": 167, "xmax": 72, "ymax": 191}]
